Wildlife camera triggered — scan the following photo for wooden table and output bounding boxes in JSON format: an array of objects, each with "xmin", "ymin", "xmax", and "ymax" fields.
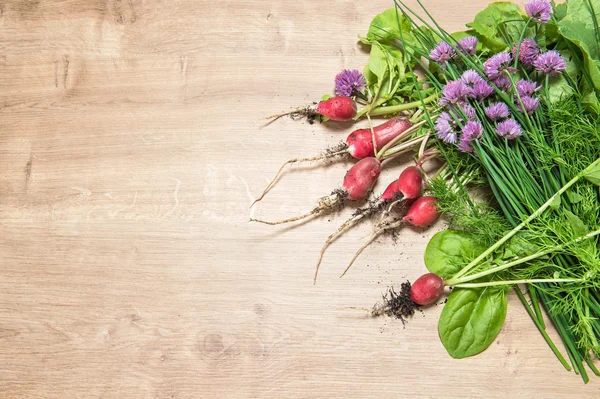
[{"xmin": 1, "ymin": 0, "xmax": 598, "ymax": 397}]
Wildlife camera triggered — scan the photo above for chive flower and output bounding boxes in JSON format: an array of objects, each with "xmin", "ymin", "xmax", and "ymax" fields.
[
  {"xmin": 457, "ymin": 36, "xmax": 478, "ymax": 55},
  {"xmin": 483, "ymin": 52, "xmax": 513, "ymax": 80},
  {"xmin": 460, "ymin": 69, "xmax": 485, "ymax": 88},
  {"xmin": 512, "ymin": 39, "xmax": 540, "ymax": 66},
  {"xmin": 516, "ymin": 96, "xmax": 540, "ymax": 115},
  {"xmin": 430, "ymin": 42, "xmax": 456, "ymax": 63},
  {"xmin": 492, "ymin": 74, "xmax": 512, "ymax": 90},
  {"xmin": 434, "ymin": 112, "xmax": 458, "ymax": 144},
  {"xmin": 516, "ymin": 79, "xmax": 541, "ymax": 97},
  {"xmin": 496, "ymin": 119, "xmax": 522, "ymax": 139},
  {"xmin": 334, "ymin": 69, "xmax": 366, "ymax": 97},
  {"xmin": 458, "ymin": 121, "xmax": 483, "ymax": 152},
  {"xmin": 524, "ymin": 0, "xmax": 553, "ymax": 24},
  {"xmin": 471, "ymin": 80, "xmax": 495, "ymax": 101},
  {"xmin": 440, "ymin": 80, "xmax": 471, "ymax": 105},
  {"xmin": 485, "ymin": 102, "xmax": 510, "ymax": 121},
  {"xmin": 460, "ymin": 103, "xmax": 477, "ymax": 121},
  {"xmin": 533, "ymin": 50, "xmax": 567, "ymax": 76}
]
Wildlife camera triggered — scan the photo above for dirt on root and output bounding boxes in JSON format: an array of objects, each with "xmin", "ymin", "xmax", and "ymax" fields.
[{"xmin": 372, "ymin": 281, "xmax": 418, "ymax": 326}]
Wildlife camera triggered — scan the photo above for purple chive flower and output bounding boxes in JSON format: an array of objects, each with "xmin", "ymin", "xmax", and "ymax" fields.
[
  {"xmin": 457, "ymin": 36, "xmax": 478, "ymax": 55},
  {"xmin": 516, "ymin": 79, "xmax": 541, "ymax": 97},
  {"xmin": 334, "ymin": 69, "xmax": 366, "ymax": 97},
  {"xmin": 483, "ymin": 52, "xmax": 513, "ymax": 80},
  {"xmin": 458, "ymin": 121, "xmax": 483, "ymax": 152},
  {"xmin": 492, "ymin": 74, "xmax": 512, "ymax": 90},
  {"xmin": 461, "ymin": 69, "xmax": 485, "ymax": 88},
  {"xmin": 440, "ymin": 80, "xmax": 471, "ymax": 105},
  {"xmin": 471, "ymin": 80, "xmax": 495, "ymax": 100},
  {"xmin": 516, "ymin": 96, "xmax": 540, "ymax": 115},
  {"xmin": 430, "ymin": 41, "xmax": 456, "ymax": 63},
  {"xmin": 525, "ymin": 0, "xmax": 553, "ymax": 24},
  {"xmin": 496, "ymin": 119, "xmax": 522, "ymax": 139},
  {"xmin": 485, "ymin": 102, "xmax": 510, "ymax": 121},
  {"xmin": 512, "ymin": 39, "xmax": 540, "ymax": 66},
  {"xmin": 460, "ymin": 103, "xmax": 477, "ymax": 120},
  {"xmin": 533, "ymin": 50, "xmax": 568, "ymax": 76},
  {"xmin": 434, "ymin": 113, "xmax": 458, "ymax": 143}
]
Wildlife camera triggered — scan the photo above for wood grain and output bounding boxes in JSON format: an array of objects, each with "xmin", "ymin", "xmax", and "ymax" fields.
[{"xmin": 0, "ymin": 0, "xmax": 598, "ymax": 397}]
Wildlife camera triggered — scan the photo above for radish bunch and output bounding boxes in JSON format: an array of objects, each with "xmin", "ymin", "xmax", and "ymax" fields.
[{"xmin": 252, "ymin": 116, "xmax": 416, "ymax": 206}]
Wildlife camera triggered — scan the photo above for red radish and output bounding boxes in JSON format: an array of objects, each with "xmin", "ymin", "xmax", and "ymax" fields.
[
  {"xmin": 316, "ymin": 96, "xmax": 357, "ymax": 121},
  {"xmin": 397, "ymin": 166, "xmax": 424, "ymax": 200},
  {"xmin": 250, "ymin": 157, "xmax": 381, "ymax": 226},
  {"xmin": 252, "ymin": 117, "xmax": 414, "ymax": 207},
  {"xmin": 314, "ymin": 166, "xmax": 425, "ymax": 283},
  {"xmin": 266, "ymin": 96, "xmax": 357, "ymax": 123},
  {"xmin": 410, "ymin": 273, "xmax": 444, "ymax": 305},
  {"xmin": 402, "ymin": 196, "xmax": 439, "ymax": 227},
  {"xmin": 340, "ymin": 196, "xmax": 440, "ymax": 278},
  {"xmin": 346, "ymin": 117, "xmax": 413, "ymax": 159}
]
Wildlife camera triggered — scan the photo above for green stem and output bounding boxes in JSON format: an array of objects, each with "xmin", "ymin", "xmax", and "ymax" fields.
[
  {"xmin": 515, "ymin": 288, "xmax": 572, "ymax": 371},
  {"xmin": 446, "ymin": 228, "xmax": 600, "ymax": 286},
  {"xmin": 453, "ymin": 278, "xmax": 583, "ymax": 289},
  {"xmin": 380, "ymin": 135, "xmax": 427, "ymax": 160},
  {"xmin": 528, "ymin": 285, "xmax": 546, "ymax": 329},
  {"xmin": 359, "ymin": 93, "xmax": 439, "ymax": 118},
  {"xmin": 513, "ymin": 18, "xmax": 532, "ymax": 69},
  {"xmin": 451, "ymin": 157, "xmax": 600, "ymax": 281},
  {"xmin": 376, "ymin": 120, "xmax": 428, "ymax": 158}
]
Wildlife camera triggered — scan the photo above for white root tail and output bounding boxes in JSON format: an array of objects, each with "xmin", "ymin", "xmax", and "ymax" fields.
[
  {"xmin": 314, "ymin": 211, "xmax": 369, "ymax": 284},
  {"xmin": 340, "ymin": 218, "xmax": 405, "ymax": 278},
  {"xmin": 250, "ymin": 192, "xmax": 344, "ymax": 226},
  {"xmin": 251, "ymin": 149, "xmax": 348, "ymax": 208}
]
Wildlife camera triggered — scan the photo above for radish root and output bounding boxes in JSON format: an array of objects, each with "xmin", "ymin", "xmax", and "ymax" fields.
[
  {"xmin": 250, "ymin": 191, "xmax": 346, "ymax": 226},
  {"xmin": 340, "ymin": 218, "xmax": 405, "ymax": 278},
  {"xmin": 251, "ymin": 147, "xmax": 348, "ymax": 207},
  {"xmin": 265, "ymin": 105, "xmax": 316, "ymax": 123},
  {"xmin": 313, "ymin": 211, "xmax": 369, "ymax": 284}
]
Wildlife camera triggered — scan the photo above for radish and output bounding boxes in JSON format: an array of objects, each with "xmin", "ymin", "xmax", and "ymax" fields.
[
  {"xmin": 266, "ymin": 96, "xmax": 357, "ymax": 123},
  {"xmin": 340, "ymin": 196, "xmax": 440, "ymax": 277},
  {"xmin": 313, "ymin": 166, "xmax": 425, "ymax": 283},
  {"xmin": 316, "ymin": 96, "xmax": 357, "ymax": 121},
  {"xmin": 410, "ymin": 273, "xmax": 444, "ymax": 305},
  {"xmin": 251, "ymin": 117, "xmax": 414, "ymax": 206},
  {"xmin": 250, "ymin": 157, "xmax": 381, "ymax": 226},
  {"xmin": 345, "ymin": 117, "xmax": 413, "ymax": 159}
]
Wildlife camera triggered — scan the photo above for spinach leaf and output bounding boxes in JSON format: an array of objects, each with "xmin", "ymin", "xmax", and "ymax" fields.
[
  {"xmin": 439, "ymin": 287, "xmax": 508, "ymax": 359},
  {"xmin": 559, "ymin": 0, "xmax": 600, "ymax": 92},
  {"xmin": 424, "ymin": 230, "xmax": 486, "ymax": 278},
  {"xmin": 466, "ymin": 2, "xmax": 528, "ymax": 52}
]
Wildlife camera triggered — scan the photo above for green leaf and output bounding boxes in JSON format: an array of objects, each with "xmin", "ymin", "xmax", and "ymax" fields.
[
  {"xmin": 502, "ymin": 232, "xmax": 538, "ymax": 259},
  {"xmin": 582, "ymin": 90, "xmax": 600, "ymax": 114},
  {"xmin": 466, "ymin": 2, "xmax": 528, "ymax": 52},
  {"xmin": 424, "ymin": 230, "xmax": 486, "ymax": 278},
  {"xmin": 549, "ymin": 193, "xmax": 562, "ymax": 209},
  {"xmin": 567, "ymin": 190, "xmax": 584, "ymax": 204},
  {"xmin": 366, "ymin": 8, "xmax": 412, "ymax": 44},
  {"xmin": 439, "ymin": 287, "xmax": 508, "ymax": 359},
  {"xmin": 583, "ymin": 162, "xmax": 600, "ymax": 185},
  {"xmin": 559, "ymin": 0, "xmax": 600, "ymax": 92},
  {"xmin": 554, "ymin": 3, "xmax": 568, "ymax": 21},
  {"xmin": 564, "ymin": 210, "xmax": 588, "ymax": 236}
]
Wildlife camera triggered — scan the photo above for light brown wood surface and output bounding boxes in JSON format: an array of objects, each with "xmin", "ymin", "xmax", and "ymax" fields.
[{"xmin": 0, "ymin": 0, "xmax": 598, "ymax": 397}]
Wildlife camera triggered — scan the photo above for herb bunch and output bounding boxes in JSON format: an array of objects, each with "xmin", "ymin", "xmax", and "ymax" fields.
[{"xmin": 360, "ymin": 0, "xmax": 600, "ymax": 380}]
